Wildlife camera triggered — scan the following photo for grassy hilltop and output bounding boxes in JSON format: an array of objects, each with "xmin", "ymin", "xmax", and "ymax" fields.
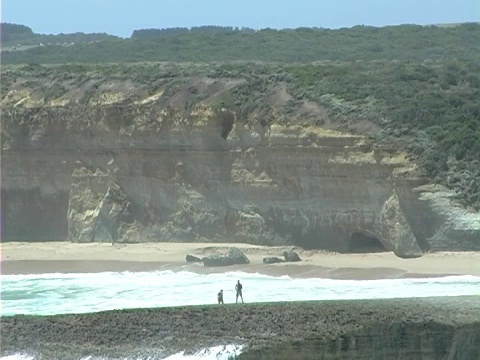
[
  {"xmin": 1, "ymin": 23, "xmax": 480, "ymax": 210},
  {"xmin": 2, "ymin": 22, "xmax": 480, "ymax": 63}
]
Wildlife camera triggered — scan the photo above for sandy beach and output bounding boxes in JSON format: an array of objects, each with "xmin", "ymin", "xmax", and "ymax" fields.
[{"xmin": 1, "ymin": 241, "xmax": 479, "ymax": 279}]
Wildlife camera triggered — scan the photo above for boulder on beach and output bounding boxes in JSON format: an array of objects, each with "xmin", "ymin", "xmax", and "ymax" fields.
[
  {"xmin": 263, "ymin": 256, "xmax": 284, "ymax": 264},
  {"xmin": 185, "ymin": 254, "xmax": 202, "ymax": 263},
  {"xmin": 226, "ymin": 247, "xmax": 250, "ymax": 265},
  {"xmin": 283, "ymin": 250, "xmax": 301, "ymax": 262},
  {"xmin": 202, "ymin": 247, "xmax": 250, "ymax": 267}
]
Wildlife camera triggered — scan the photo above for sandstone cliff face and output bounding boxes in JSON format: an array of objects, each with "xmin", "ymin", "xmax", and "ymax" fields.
[{"xmin": 2, "ymin": 71, "xmax": 479, "ymax": 257}]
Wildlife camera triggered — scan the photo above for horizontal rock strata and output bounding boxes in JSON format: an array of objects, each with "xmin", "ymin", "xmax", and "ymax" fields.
[{"xmin": 2, "ymin": 71, "xmax": 479, "ymax": 256}]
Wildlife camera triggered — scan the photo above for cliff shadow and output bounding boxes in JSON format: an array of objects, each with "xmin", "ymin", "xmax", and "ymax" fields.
[
  {"xmin": 346, "ymin": 232, "xmax": 388, "ymax": 253},
  {"xmin": 1, "ymin": 189, "xmax": 69, "ymax": 241}
]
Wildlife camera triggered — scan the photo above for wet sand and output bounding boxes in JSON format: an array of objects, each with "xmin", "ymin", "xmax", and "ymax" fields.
[{"xmin": 2, "ymin": 241, "xmax": 479, "ymax": 279}]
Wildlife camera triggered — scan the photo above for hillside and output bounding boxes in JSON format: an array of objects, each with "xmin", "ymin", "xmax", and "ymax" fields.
[
  {"xmin": 2, "ymin": 23, "xmax": 480, "ymax": 64},
  {"xmin": 0, "ymin": 22, "xmax": 118, "ymax": 49},
  {"xmin": 2, "ymin": 60, "xmax": 479, "ymax": 211}
]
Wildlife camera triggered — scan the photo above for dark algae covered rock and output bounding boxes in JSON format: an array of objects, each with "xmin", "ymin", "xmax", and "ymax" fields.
[
  {"xmin": 2, "ymin": 297, "xmax": 479, "ymax": 359},
  {"xmin": 263, "ymin": 256, "xmax": 284, "ymax": 264},
  {"xmin": 283, "ymin": 250, "xmax": 302, "ymax": 262},
  {"xmin": 185, "ymin": 254, "xmax": 202, "ymax": 263},
  {"xmin": 203, "ymin": 247, "xmax": 250, "ymax": 267}
]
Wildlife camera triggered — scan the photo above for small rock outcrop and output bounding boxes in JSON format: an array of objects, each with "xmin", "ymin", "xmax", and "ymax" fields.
[
  {"xmin": 378, "ymin": 192, "xmax": 423, "ymax": 258},
  {"xmin": 202, "ymin": 255, "xmax": 233, "ymax": 267},
  {"xmin": 202, "ymin": 247, "xmax": 250, "ymax": 267},
  {"xmin": 226, "ymin": 247, "xmax": 250, "ymax": 264},
  {"xmin": 283, "ymin": 250, "xmax": 302, "ymax": 262},
  {"xmin": 263, "ymin": 256, "xmax": 284, "ymax": 264},
  {"xmin": 185, "ymin": 255, "xmax": 202, "ymax": 263}
]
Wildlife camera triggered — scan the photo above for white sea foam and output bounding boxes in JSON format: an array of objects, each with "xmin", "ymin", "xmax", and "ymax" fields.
[
  {"xmin": 0, "ymin": 345, "xmax": 243, "ymax": 360},
  {"xmin": 2, "ymin": 271, "xmax": 479, "ymax": 317},
  {"xmin": 163, "ymin": 345, "xmax": 243, "ymax": 359}
]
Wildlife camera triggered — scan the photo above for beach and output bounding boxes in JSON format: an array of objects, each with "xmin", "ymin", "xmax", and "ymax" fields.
[
  {"xmin": 2, "ymin": 241, "xmax": 479, "ymax": 279},
  {"xmin": 2, "ymin": 242, "xmax": 480, "ymax": 359}
]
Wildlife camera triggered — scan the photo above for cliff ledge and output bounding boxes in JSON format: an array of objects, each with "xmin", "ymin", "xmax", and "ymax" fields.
[{"xmin": 2, "ymin": 64, "xmax": 479, "ymax": 256}]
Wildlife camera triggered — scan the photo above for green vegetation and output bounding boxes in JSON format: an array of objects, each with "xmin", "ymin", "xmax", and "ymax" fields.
[
  {"xmin": 0, "ymin": 22, "xmax": 118, "ymax": 48},
  {"xmin": 1, "ymin": 22, "xmax": 479, "ymax": 210},
  {"xmin": 1, "ymin": 23, "xmax": 34, "ymax": 43},
  {"xmin": 285, "ymin": 61, "xmax": 480, "ymax": 171},
  {"xmin": 2, "ymin": 23, "xmax": 480, "ymax": 64}
]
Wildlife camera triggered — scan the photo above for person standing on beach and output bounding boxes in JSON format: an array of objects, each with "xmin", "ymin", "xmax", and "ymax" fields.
[
  {"xmin": 217, "ymin": 289, "xmax": 224, "ymax": 304},
  {"xmin": 235, "ymin": 280, "xmax": 244, "ymax": 303}
]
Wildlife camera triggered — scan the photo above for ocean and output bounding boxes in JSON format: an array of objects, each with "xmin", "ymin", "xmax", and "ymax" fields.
[{"xmin": 2, "ymin": 270, "xmax": 480, "ymax": 359}]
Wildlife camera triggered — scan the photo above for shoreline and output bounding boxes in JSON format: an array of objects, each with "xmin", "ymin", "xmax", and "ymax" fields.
[
  {"xmin": 2, "ymin": 297, "xmax": 479, "ymax": 359},
  {"xmin": 1, "ymin": 259, "xmax": 463, "ymax": 280},
  {"xmin": 2, "ymin": 241, "xmax": 479, "ymax": 279}
]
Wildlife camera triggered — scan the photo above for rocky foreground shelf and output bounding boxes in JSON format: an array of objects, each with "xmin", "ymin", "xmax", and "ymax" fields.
[{"xmin": 2, "ymin": 296, "xmax": 479, "ymax": 359}]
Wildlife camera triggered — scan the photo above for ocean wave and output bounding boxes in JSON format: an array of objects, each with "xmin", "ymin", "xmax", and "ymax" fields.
[
  {"xmin": 2, "ymin": 271, "xmax": 479, "ymax": 317},
  {"xmin": 5, "ymin": 269, "xmax": 480, "ymax": 282}
]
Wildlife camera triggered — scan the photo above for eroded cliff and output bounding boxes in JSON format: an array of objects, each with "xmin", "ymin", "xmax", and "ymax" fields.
[{"xmin": 1, "ymin": 64, "xmax": 479, "ymax": 257}]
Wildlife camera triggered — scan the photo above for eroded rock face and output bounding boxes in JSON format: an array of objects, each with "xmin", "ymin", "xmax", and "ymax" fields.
[
  {"xmin": 68, "ymin": 169, "xmax": 137, "ymax": 243},
  {"xmin": 2, "ymin": 77, "xmax": 479, "ymax": 256},
  {"xmin": 377, "ymin": 193, "xmax": 423, "ymax": 258}
]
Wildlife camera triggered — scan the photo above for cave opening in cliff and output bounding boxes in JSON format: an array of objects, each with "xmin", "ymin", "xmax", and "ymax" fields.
[
  {"xmin": 347, "ymin": 232, "xmax": 387, "ymax": 253},
  {"xmin": 219, "ymin": 112, "xmax": 234, "ymax": 140}
]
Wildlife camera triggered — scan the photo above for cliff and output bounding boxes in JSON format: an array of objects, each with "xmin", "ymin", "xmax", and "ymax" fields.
[{"xmin": 1, "ymin": 63, "xmax": 479, "ymax": 257}]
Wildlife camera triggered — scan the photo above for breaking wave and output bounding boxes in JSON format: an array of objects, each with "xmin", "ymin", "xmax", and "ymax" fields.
[{"xmin": 2, "ymin": 270, "xmax": 479, "ymax": 316}]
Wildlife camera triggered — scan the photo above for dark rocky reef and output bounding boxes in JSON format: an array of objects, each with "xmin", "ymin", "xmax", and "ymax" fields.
[{"xmin": 2, "ymin": 297, "xmax": 479, "ymax": 360}]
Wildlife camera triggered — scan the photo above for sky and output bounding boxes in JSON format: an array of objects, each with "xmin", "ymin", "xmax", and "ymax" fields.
[{"xmin": 2, "ymin": 0, "xmax": 479, "ymax": 38}]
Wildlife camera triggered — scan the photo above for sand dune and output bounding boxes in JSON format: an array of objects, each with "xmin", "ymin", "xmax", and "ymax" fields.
[{"xmin": 1, "ymin": 241, "xmax": 479, "ymax": 279}]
